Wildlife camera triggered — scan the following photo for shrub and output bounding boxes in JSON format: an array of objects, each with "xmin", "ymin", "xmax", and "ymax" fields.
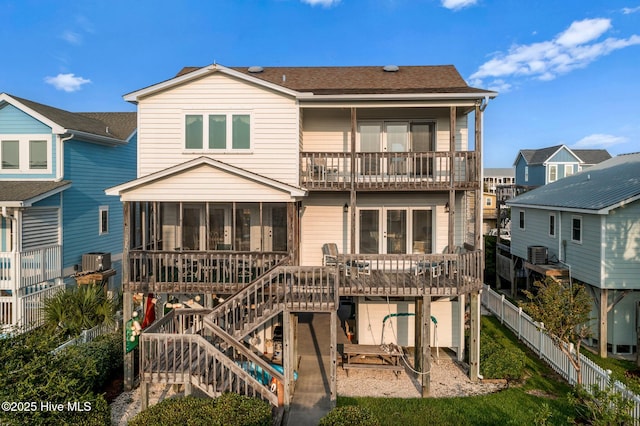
[
  {"xmin": 568, "ymin": 381, "xmax": 634, "ymax": 426},
  {"xmin": 129, "ymin": 393, "xmax": 272, "ymax": 426},
  {"xmin": 480, "ymin": 332, "xmax": 526, "ymax": 380},
  {"xmin": 319, "ymin": 406, "xmax": 380, "ymax": 426}
]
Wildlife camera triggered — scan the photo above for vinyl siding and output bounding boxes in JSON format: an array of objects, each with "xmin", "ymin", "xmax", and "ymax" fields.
[
  {"xmin": 510, "ymin": 207, "xmax": 560, "ymax": 261},
  {"xmin": 62, "ymin": 133, "xmax": 137, "ymax": 272},
  {"xmin": 548, "ymin": 147, "xmax": 579, "ymax": 163},
  {"xmin": 563, "ymin": 212, "xmax": 601, "ymax": 285},
  {"xmin": 301, "ymin": 108, "xmax": 468, "ymax": 152},
  {"xmin": 300, "ymin": 192, "xmax": 459, "ymax": 266},
  {"xmin": 603, "ymin": 201, "xmax": 640, "ymax": 289},
  {"xmin": 355, "ymin": 298, "xmax": 459, "ymax": 348},
  {"xmin": 120, "ymin": 163, "xmax": 297, "ymax": 203},
  {"xmin": 136, "ymin": 73, "xmax": 299, "ymax": 186}
]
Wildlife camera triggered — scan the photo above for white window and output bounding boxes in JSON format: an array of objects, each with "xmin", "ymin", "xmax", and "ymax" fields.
[
  {"xmin": 571, "ymin": 215, "xmax": 582, "ymax": 243},
  {"xmin": 99, "ymin": 206, "xmax": 109, "ymax": 235},
  {"xmin": 184, "ymin": 113, "xmax": 251, "ymax": 151},
  {"xmin": 548, "ymin": 164, "xmax": 557, "ymax": 182},
  {"xmin": 565, "ymin": 164, "xmax": 574, "ymax": 177},
  {"xmin": 549, "ymin": 213, "xmax": 556, "ymax": 237},
  {"xmin": 485, "ymin": 197, "xmax": 492, "ymax": 206},
  {"xmin": 524, "ymin": 166, "xmax": 529, "ymax": 182},
  {"xmin": 0, "ymin": 135, "xmax": 51, "ymax": 173}
]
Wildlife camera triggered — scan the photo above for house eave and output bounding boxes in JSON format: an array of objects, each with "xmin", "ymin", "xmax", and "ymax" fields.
[{"xmin": 65, "ymin": 129, "xmax": 128, "ymax": 146}]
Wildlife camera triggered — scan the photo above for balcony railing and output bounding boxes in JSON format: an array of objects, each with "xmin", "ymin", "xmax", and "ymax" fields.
[
  {"xmin": 335, "ymin": 250, "xmax": 483, "ymax": 296},
  {"xmin": 0, "ymin": 245, "xmax": 62, "ymax": 291},
  {"xmin": 127, "ymin": 250, "xmax": 289, "ymax": 293},
  {"xmin": 301, "ymin": 151, "xmax": 478, "ymax": 190}
]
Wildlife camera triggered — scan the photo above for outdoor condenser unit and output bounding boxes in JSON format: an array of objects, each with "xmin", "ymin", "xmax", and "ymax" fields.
[
  {"xmin": 527, "ymin": 246, "xmax": 548, "ymax": 265},
  {"xmin": 82, "ymin": 252, "xmax": 111, "ymax": 272}
]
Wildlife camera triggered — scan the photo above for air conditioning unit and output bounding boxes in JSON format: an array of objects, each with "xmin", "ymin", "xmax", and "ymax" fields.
[
  {"xmin": 82, "ymin": 252, "xmax": 111, "ymax": 272},
  {"xmin": 527, "ymin": 246, "xmax": 548, "ymax": 265}
]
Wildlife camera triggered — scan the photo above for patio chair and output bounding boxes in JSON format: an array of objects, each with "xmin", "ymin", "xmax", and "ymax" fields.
[
  {"xmin": 413, "ymin": 245, "xmax": 462, "ymax": 277},
  {"xmin": 321, "ymin": 243, "xmax": 371, "ymax": 276}
]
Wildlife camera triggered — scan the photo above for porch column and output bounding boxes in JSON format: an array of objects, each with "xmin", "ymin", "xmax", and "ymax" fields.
[
  {"xmin": 350, "ymin": 107, "xmax": 357, "ymax": 254},
  {"xmin": 283, "ymin": 312, "xmax": 295, "ymax": 409},
  {"xmin": 599, "ymin": 288, "xmax": 608, "ymax": 358},
  {"xmin": 448, "ymin": 107, "xmax": 456, "ymax": 252},
  {"xmin": 330, "ymin": 310, "xmax": 337, "ymax": 407},
  {"xmin": 122, "ymin": 201, "xmax": 134, "ymax": 391},
  {"xmin": 421, "ymin": 295, "xmax": 431, "ymax": 397},
  {"xmin": 287, "ymin": 202, "xmax": 298, "ymax": 264},
  {"xmin": 474, "ymin": 101, "xmax": 483, "ymax": 251},
  {"xmin": 414, "ymin": 298, "xmax": 422, "ymax": 371},
  {"xmin": 469, "ymin": 290, "xmax": 481, "ymax": 381}
]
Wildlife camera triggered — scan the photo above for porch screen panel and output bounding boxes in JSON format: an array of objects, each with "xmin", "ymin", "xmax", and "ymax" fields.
[
  {"xmin": 412, "ymin": 210, "xmax": 433, "ymax": 254},
  {"xmin": 386, "ymin": 210, "xmax": 407, "ymax": 254},
  {"xmin": 209, "ymin": 204, "xmax": 231, "ymax": 250},
  {"xmin": 359, "ymin": 124, "xmax": 381, "ymax": 175},
  {"xmin": 270, "ymin": 204, "xmax": 288, "ymax": 252},
  {"xmin": 359, "ymin": 210, "xmax": 379, "ymax": 254},
  {"xmin": 235, "ymin": 205, "xmax": 252, "ymax": 251},
  {"xmin": 182, "ymin": 206, "xmax": 202, "ymax": 250},
  {"xmin": 22, "ymin": 208, "xmax": 59, "ymax": 250},
  {"xmin": 386, "ymin": 123, "xmax": 408, "ymax": 175}
]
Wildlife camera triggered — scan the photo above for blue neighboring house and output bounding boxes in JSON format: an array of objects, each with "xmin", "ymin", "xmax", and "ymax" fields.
[
  {"xmin": 507, "ymin": 153, "xmax": 640, "ymax": 358},
  {"xmin": 0, "ymin": 93, "xmax": 136, "ymax": 332},
  {"xmin": 513, "ymin": 144, "xmax": 611, "ymax": 187}
]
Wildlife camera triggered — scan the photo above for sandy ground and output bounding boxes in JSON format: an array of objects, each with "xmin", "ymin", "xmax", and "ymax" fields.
[{"xmin": 110, "ymin": 355, "xmax": 506, "ymax": 425}]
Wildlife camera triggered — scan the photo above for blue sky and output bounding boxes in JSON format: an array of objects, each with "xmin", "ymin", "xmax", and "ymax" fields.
[{"xmin": 1, "ymin": 0, "xmax": 639, "ymax": 167}]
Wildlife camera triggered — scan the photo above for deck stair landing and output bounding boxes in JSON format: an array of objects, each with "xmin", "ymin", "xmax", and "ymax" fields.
[{"xmin": 140, "ymin": 264, "xmax": 338, "ymax": 408}]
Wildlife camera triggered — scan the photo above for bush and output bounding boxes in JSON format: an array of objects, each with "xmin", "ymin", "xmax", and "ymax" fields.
[
  {"xmin": 568, "ymin": 381, "xmax": 634, "ymax": 425},
  {"xmin": 480, "ymin": 332, "xmax": 526, "ymax": 380},
  {"xmin": 129, "ymin": 393, "xmax": 272, "ymax": 426},
  {"xmin": 319, "ymin": 406, "xmax": 380, "ymax": 426}
]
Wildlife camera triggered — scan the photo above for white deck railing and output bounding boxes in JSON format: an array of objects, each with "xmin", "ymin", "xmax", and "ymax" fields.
[
  {"xmin": 482, "ymin": 284, "xmax": 640, "ymax": 423},
  {"xmin": 0, "ymin": 245, "xmax": 62, "ymax": 291},
  {"xmin": 19, "ymin": 283, "xmax": 65, "ymax": 332}
]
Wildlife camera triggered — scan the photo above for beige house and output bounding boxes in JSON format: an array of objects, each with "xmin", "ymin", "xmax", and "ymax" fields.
[{"xmin": 107, "ymin": 64, "xmax": 496, "ymax": 410}]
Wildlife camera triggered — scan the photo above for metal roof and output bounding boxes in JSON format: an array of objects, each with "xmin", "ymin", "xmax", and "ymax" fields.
[{"xmin": 507, "ymin": 153, "xmax": 640, "ymax": 212}]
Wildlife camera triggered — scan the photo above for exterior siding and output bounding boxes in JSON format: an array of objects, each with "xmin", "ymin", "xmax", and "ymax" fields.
[
  {"xmin": 510, "ymin": 207, "xmax": 560, "ymax": 261},
  {"xmin": 300, "ymin": 192, "xmax": 456, "ymax": 266},
  {"xmin": 62, "ymin": 133, "xmax": 137, "ymax": 274},
  {"xmin": 120, "ymin": 164, "xmax": 296, "ymax": 203},
  {"xmin": 548, "ymin": 147, "xmax": 578, "ymax": 163},
  {"xmin": 136, "ymin": 73, "xmax": 299, "ymax": 186},
  {"xmin": 0, "ymin": 104, "xmax": 57, "ymax": 179},
  {"xmin": 563, "ymin": 212, "xmax": 601, "ymax": 285},
  {"xmin": 604, "ymin": 201, "xmax": 640, "ymax": 289}
]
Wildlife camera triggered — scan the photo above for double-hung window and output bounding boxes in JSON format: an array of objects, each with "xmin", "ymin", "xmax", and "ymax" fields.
[
  {"xmin": 1, "ymin": 135, "xmax": 50, "ymax": 173},
  {"xmin": 185, "ymin": 113, "xmax": 251, "ymax": 151},
  {"xmin": 571, "ymin": 216, "xmax": 582, "ymax": 243},
  {"xmin": 548, "ymin": 164, "xmax": 558, "ymax": 183}
]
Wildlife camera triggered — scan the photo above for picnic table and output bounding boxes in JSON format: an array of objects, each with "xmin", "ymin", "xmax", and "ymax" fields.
[{"xmin": 342, "ymin": 344, "xmax": 403, "ymax": 377}]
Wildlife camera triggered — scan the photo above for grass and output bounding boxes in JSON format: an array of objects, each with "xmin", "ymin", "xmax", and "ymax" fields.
[{"xmin": 336, "ymin": 316, "xmax": 575, "ymax": 425}]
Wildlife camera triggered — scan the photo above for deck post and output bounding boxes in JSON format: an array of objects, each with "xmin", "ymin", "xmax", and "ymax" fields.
[
  {"xmin": 184, "ymin": 380, "xmax": 192, "ymax": 396},
  {"xmin": 140, "ymin": 381, "xmax": 149, "ymax": 411},
  {"xmin": 330, "ymin": 310, "xmax": 337, "ymax": 407},
  {"xmin": 469, "ymin": 290, "xmax": 480, "ymax": 381},
  {"xmin": 474, "ymin": 101, "xmax": 483, "ymax": 251},
  {"xmin": 414, "ymin": 297, "xmax": 422, "ymax": 371},
  {"xmin": 283, "ymin": 312, "xmax": 294, "ymax": 409},
  {"xmin": 457, "ymin": 294, "xmax": 466, "ymax": 362},
  {"xmin": 421, "ymin": 295, "xmax": 431, "ymax": 397},
  {"xmin": 123, "ymin": 201, "xmax": 134, "ymax": 391},
  {"xmin": 350, "ymin": 107, "xmax": 356, "ymax": 254},
  {"xmin": 599, "ymin": 288, "xmax": 608, "ymax": 358},
  {"xmin": 448, "ymin": 106, "xmax": 456, "ymax": 252}
]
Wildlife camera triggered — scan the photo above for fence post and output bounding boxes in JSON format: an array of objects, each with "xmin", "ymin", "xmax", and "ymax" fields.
[
  {"xmin": 500, "ymin": 294, "xmax": 505, "ymax": 324},
  {"xmin": 81, "ymin": 329, "xmax": 88, "ymax": 344},
  {"xmin": 538, "ymin": 322, "xmax": 544, "ymax": 357},
  {"xmin": 518, "ymin": 307, "xmax": 522, "ymax": 340}
]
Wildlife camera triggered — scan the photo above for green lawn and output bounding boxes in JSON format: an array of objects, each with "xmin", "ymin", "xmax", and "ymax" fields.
[{"xmin": 337, "ymin": 316, "xmax": 575, "ymax": 425}]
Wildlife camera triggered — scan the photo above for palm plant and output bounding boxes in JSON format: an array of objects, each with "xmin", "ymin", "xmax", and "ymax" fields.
[{"xmin": 42, "ymin": 285, "xmax": 116, "ymax": 337}]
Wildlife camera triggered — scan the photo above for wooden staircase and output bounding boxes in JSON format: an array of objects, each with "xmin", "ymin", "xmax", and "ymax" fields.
[{"xmin": 140, "ymin": 262, "xmax": 338, "ymax": 408}]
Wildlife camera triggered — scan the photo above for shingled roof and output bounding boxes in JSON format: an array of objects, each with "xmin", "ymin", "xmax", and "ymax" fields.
[
  {"xmin": 2, "ymin": 94, "xmax": 136, "ymax": 141},
  {"xmin": 174, "ymin": 65, "xmax": 493, "ymax": 96},
  {"xmin": 0, "ymin": 180, "xmax": 71, "ymax": 206},
  {"xmin": 517, "ymin": 145, "xmax": 611, "ymax": 166}
]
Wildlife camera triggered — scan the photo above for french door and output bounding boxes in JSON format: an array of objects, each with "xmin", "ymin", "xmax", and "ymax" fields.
[{"xmin": 358, "ymin": 207, "xmax": 433, "ymax": 254}]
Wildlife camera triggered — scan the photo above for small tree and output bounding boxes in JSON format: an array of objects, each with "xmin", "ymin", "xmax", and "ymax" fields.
[{"xmin": 521, "ymin": 277, "xmax": 592, "ymax": 385}]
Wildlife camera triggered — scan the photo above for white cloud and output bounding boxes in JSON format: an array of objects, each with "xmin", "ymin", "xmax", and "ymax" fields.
[
  {"xmin": 572, "ymin": 134, "xmax": 628, "ymax": 148},
  {"xmin": 469, "ymin": 18, "xmax": 640, "ymax": 89},
  {"xmin": 44, "ymin": 73, "xmax": 91, "ymax": 92},
  {"xmin": 61, "ymin": 30, "xmax": 82, "ymax": 45},
  {"xmin": 622, "ymin": 6, "xmax": 640, "ymax": 14},
  {"xmin": 300, "ymin": 0, "xmax": 340, "ymax": 6},
  {"xmin": 441, "ymin": 0, "xmax": 477, "ymax": 10}
]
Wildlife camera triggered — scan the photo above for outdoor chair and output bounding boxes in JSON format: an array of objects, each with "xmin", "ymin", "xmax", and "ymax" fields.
[
  {"xmin": 413, "ymin": 245, "xmax": 462, "ymax": 277},
  {"xmin": 321, "ymin": 243, "xmax": 371, "ymax": 276}
]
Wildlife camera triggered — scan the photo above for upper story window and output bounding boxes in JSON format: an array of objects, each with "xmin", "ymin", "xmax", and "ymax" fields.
[
  {"xmin": 571, "ymin": 216, "xmax": 582, "ymax": 243},
  {"xmin": 524, "ymin": 166, "xmax": 529, "ymax": 182},
  {"xmin": 485, "ymin": 197, "xmax": 492, "ymax": 206},
  {"xmin": 1, "ymin": 135, "xmax": 50, "ymax": 173},
  {"xmin": 565, "ymin": 164, "xmax": 574, "ymax": 177},
  {"xmin": 548, "ymin": 164, "xmax": 557, "ymax": 183},
  {"xmin": 185, "ymin": 113, "xmax": 251, "ymax": 151},
  {"xmin": 549, "ymin": 213, "xmax": 556, "ymax": 237},
  {"xmin": 99, "ymin": 206, "xmax": 109, "ymax": 235},
  {"xmin": 519, "ymin": 210, "xmax": 525, "ymax": 230}
]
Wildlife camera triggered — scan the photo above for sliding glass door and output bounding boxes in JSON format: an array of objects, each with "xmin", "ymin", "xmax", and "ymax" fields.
[{"xmin": 358, "ymin": 207, "xmax": 433, "ymax": 255}]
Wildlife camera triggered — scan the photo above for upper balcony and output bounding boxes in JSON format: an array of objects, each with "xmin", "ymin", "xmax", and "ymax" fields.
[
  {"xmin": 0, "ymin": 245, "xmax": 62, "ymax": 292},
  {"xmin": 300, "ymin": 151, "xmax": 478, "ymax": 191}
]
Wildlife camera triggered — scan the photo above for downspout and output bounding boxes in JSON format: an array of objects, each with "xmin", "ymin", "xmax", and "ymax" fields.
[{"xmin": 57, "ymin": 133, "xmax": 75, "ymax": 181}]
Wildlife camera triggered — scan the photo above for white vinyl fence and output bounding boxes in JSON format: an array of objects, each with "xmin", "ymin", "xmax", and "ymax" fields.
[
  {"xmin": 52, "ymin": 316, "xmax": 121, "ymax": 354},
  {"xmin": 482, "ymin": 284, "xmax": 640, "ymax": 422}
]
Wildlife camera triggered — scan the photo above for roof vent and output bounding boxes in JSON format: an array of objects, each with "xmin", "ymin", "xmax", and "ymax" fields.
[
  {"xmin": 383, "ymin": 65, "xmax": 399, "ymax": 72},
  {"xmin": 248, "ymin": 66, "xmax": 264, "ymax": 73}
]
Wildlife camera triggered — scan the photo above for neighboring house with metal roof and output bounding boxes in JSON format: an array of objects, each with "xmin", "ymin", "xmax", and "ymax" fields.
[
  {"xmin": 0, "ymin": 93, "xmax": 136, "ymax": 332},
  {"xmin": 513, "ymin": 144, "xmax": 611, "ymax": 187},
  {"xmin": 106, "ymin": 63, "xmax": 496, "ymax": 408},
  {"xmin": 507, "ymin": 152, "xmax": 640, "ymax": 357},
  {"xmin": 483, "ymin": 167, "xmax": 514, "ymax": 194}
]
